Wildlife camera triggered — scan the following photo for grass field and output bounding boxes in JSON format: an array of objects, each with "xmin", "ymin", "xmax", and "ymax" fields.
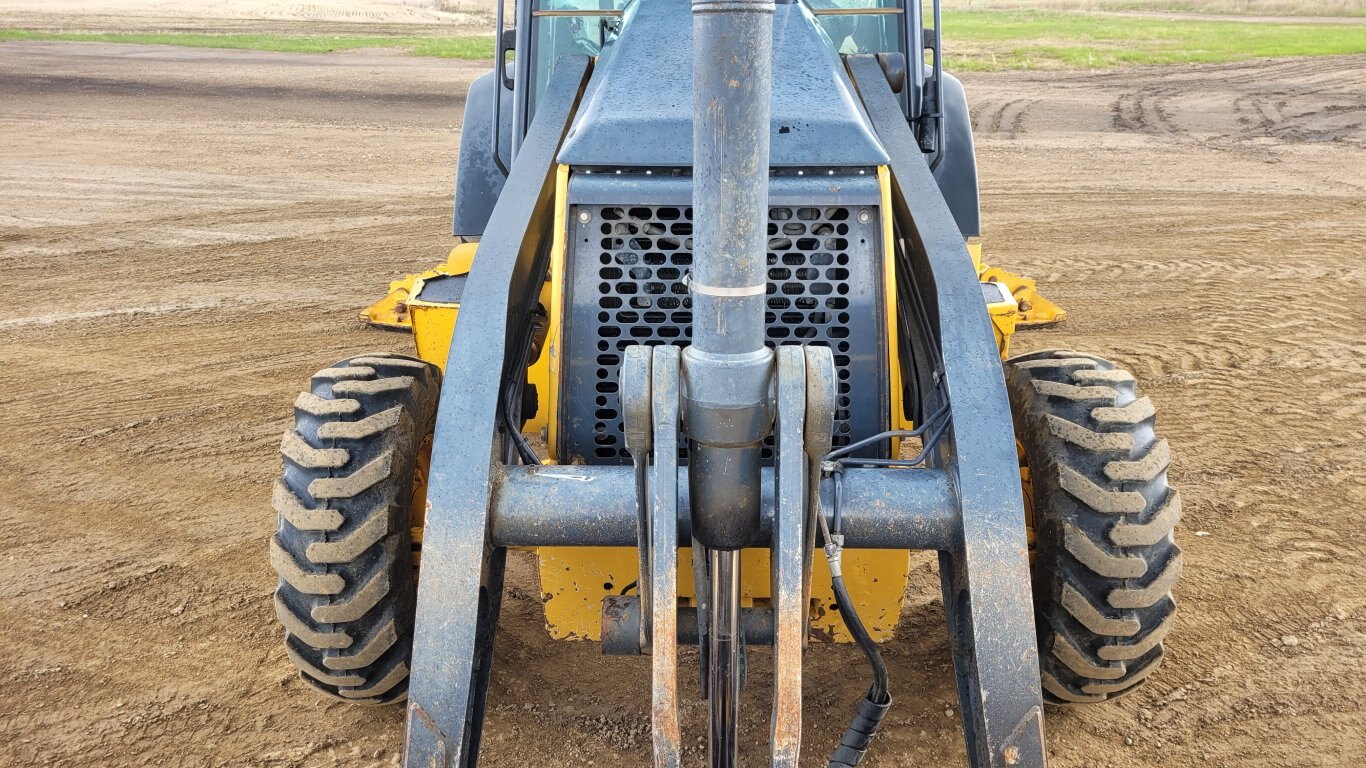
[
  {"xmin": 944, "ymin": 0, "xmax": 1366, "ymax": 17},
  {"xmin": 0, "ymin": 29, "xmax": 493, "ymax": 58},
  {"xmin": 942, "ymin": 9, "xmax": 1366, "ymax": 69},
  {"xmin": 3, "ymin": 9, "xmax": 1364, "ymax": 69}
]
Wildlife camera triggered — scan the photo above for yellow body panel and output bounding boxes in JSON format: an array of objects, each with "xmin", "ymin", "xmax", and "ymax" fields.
[
  {"xmin": 404, "ymin": 243, "xmax": 475, "ymax": 371},
  {"xmin": 969, "ymin": 240, "xmax": 1068, "ymax": 329},
  {"xmin": 982, "ymin": 279, "xmax": 1020, "ymax": 358},
  {"xmin": 360, "ymin": 243, "xmax": 479, "ymax": 330},
  {"xmin": 394, "ymin": 166, "xmax": 1031, "ymax": 645},
  {"xmin": 544, "ymin": 164, "xmax": 570, "ymax": 456},
  {"xmin": 359, "ymin": 285, "xmax": 414, "ymax": 329},
  {"xmin": 405, "ymin": 237, "xmax": 554, "ymax": 435},
  {"xmin": 878, "ymin": 167, "xmax": 907, "ymax": 461},
  {"xmin": 539, "ymin": 546, "xmax": 909, "ymax": 642}
]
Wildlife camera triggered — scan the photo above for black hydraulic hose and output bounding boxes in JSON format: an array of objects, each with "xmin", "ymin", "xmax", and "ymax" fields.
[
  {"xmin": 830, "ymin": 575, "xmax": 891, "ymax": 767},
  {"xmin": 816, "ymin": 390, "xmax": 960, "ymax": 768},
  {"xmin": 815, "ymin": 255, "xmax": 952, "ymax": 763},
  {"xmin": 824, "ymin": 402, "xmax": 950, "ymax": 462},
  {"xmin": 837, "ymin": 414, "xmax": 953, "ymax": 470},
  {"xmin": 819, "ymin": 504, "xmax": 892, "ymax": 768},
  {"xmin": 501, "ymin": 309, "xmax": 544, "ymax": 466},
  {"xmin": 827, "ymin": 473, "xmax": 886, "ymax": 702},
  {"xmin": 503, "ymin": 403, "xmax": 539, "ymax": 466}
]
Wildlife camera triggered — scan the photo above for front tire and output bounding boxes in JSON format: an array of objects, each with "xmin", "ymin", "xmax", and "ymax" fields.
[
  {"xmin": 270, "ymin": 353, "xmax": 439, "ymax": 704},
  {"xmin": 1005, "ymin": 350, "xmax": 1181, "ymax": 705}
]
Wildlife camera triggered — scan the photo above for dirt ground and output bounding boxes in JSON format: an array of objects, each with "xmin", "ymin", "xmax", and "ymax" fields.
[{"xmin": 1, "ymin": 34, "xmax": 1364, "ymax": 768}]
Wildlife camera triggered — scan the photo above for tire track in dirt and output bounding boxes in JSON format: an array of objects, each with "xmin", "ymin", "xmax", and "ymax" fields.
[
  {"xmin": 1, "ymin": 41, "xmax": 1364, "ymax": 768},
  {"xmin": 1103, "ymin": 57, "xmax": 1366, "ymax": 149},
  {"xmin": 972, "ymin": 96, "xmax": 1039, "ymax": 139}
]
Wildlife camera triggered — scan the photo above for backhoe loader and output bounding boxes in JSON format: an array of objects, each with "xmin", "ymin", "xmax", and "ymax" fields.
[{"xmin": 269, "ymin": 1, "xmax": 1180, "ymax": 765}]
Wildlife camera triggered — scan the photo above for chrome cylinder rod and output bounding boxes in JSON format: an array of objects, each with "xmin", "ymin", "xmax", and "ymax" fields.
[{"xmin": 707, "ymin": 548, "xmax": 743, "ymax": 768}]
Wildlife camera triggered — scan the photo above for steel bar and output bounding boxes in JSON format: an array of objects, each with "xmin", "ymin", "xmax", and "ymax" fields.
[
  {"xmin": 402, "ymin": 56, "xmax": 591, "ymax": 768},
  {"xmin": 601, "ymin": 597, "xmax": 775, "ymax": 655},
  {"xmin": 622, "ymin": 346, "xmax": 654, "ymax": 653},
  {"xmin": 684, "ymin": 0, "xmax": 776, "ymax": 551},
  {"xmin": 692, "ymin": 538, "xmax": 711, "ymax": 699},
  {"xmin": 809, "ymin": 6, "xmax": 902, "ymax": 12},
  {"xmin": 802, "ymin": 347, "xmax": 837, "ymax": 647},
  {"xmin": 649, "ymin": 347, "xmax": 683, "ymax": 768},
  {"xmin": 849, "ymin": 55, "xmax": 1047, "ymax": 768},
  {"xmin": 489, "ymin": 465, "xmax": 957, "ymax": 551},
  {"xmin": 770, "ymin": 347, "xmax": 810, "ymax": 766}
]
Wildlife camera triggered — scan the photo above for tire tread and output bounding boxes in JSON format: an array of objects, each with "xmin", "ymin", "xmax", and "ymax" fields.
[
  {"xmin": 270, "ymin": 353, "xmax": 439, "ymax": 705},
  {"xmin": 1006, "ymin": 349, "xmax": 1180, "ymax": 705}
]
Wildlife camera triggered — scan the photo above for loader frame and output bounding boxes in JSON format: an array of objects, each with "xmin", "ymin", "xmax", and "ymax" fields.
[{"xmin": 402, "ymin": 51, "xmax": 1047, "ymax": 767}]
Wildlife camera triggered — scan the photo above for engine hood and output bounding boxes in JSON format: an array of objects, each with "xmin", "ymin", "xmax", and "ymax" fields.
[{"xmin": 556, "ymin": 0, "xmax": 890, "ymax": 168}]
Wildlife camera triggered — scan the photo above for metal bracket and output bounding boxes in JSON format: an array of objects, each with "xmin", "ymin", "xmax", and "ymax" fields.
[
  {"xmin": 622, "ymin": 346, "xmax": 654, "ymax": 653},
  {"xmin": 801, "ymin": 346, "xmax": 836, "ymax": 648},
  {"xmin": 771, "ymin": 346, "xmax": 827, "ymax": 766},
  {"xmin": 649, "ymin": 347, "xmax": 683, "ymax": 767}
]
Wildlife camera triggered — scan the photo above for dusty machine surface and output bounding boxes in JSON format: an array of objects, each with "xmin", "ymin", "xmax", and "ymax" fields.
[{"xmin": 269, "ymin": 0, "xmax": 1181, "ymax": 765}]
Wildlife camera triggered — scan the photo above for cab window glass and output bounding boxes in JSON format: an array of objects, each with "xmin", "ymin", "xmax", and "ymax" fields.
[
  {"xmin": 532, "ymin": 0, "xmax": 626, "ymax": 106},
  {"xmin": 805, "ymin": 0, "xmax": 905, "ymax": 56}
]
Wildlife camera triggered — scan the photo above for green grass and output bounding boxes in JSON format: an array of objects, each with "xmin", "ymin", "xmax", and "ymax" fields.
[
  {"xmin": 0, "ymin": 29, "xmax": 494, "ymax": 59},
  {"xmin": 944, "ymin": 0, "xmax": 1366, "ymax": 18},
  {"xmin": 942, "ymin": 9, "xmax": 1366, "ymax": 70},
  {"xmin": 3, "ymin": 10, "xmax": 1365, "ymax": 71}
]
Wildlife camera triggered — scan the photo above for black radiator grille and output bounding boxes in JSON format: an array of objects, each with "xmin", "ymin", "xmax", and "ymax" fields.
[{"xmin": 562, "ymin": 203, "xmax": 885, "ymax": 464}]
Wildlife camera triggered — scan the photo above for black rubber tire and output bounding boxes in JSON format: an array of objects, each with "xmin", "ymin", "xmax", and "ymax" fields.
[
  {"xmin": 270, "ymin": 352, "xmax": 440, "ymax": 704},
  {"xmin": 1004, "ymin": 349, "xmax": 1181, "ymax": 705}
]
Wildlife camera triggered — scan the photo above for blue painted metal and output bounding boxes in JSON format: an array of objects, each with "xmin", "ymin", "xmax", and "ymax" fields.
[
  {"xmin": 486, "ymin": 465, "xmax": 957, "ymax": 551},
  {"xmin": 418, "ymin": 7, "xmax": 1025, "ymax": 768},
  {"xmin": 689, "ymin": 4, "xmax": 778, "ymax": 754},
  {"xmin": 566, "ymin": 172, "xmax": 884, "ymax": 207},
  {"xmin": 932, "ymin": 73, "xmax": 981, "ymax": 238},
  {"xmin": 557, "ymin": 0, "xmax": 888, "ymax": 169},
  {"xmin": 600, "ymin": 598, "xmax": 775, "ymax": 653},
  {"xmin": 402, "ymin": 56, "xmax": 591, "ymax": 768},
  {"xmin": 452, "ymin": 0, "xmax": 980, "ymax": 239},
  {"xmin": 452, "ymin": 68, "xmax": 512, "ymax": 238},
  {"xmin": 848, "ymin": 54, "xmax": 1047, "ymax": 768},
  {"xmin": 509, "ymin": 0, "xmax": 533, "ymax": 161}
]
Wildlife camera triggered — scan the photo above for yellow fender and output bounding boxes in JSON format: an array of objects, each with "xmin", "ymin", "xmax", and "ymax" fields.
[
  {"xmin": 359, "ymin": 243, "xmax": 480, "ymax": 330},
  {"xmin": 968, "ymin": 241, "xmax": 1068, "ymax": 329}
]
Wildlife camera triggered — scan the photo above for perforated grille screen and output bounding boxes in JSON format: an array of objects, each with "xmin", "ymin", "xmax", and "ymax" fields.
[{"xmin": 560, "ymin": 200, "xmax": 887, "ymax": 465}]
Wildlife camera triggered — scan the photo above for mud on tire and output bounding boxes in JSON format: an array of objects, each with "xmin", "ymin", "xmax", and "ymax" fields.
[
  {"xmin": 270, "ymin": 353, "xmax": 439, "ymax": 704},
  {"xmin": 1005, "ymin": 350, "xmax": 1181, "ymax": 705}
]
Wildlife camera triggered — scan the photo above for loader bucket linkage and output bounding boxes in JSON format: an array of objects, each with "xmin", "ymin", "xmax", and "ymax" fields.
[{"xmin": 397, "ymin": 20, "xmax": 1048, "ymax": 767}]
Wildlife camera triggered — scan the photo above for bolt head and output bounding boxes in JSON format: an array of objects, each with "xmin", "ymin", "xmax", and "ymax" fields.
[
  {"xmin": 857, "ymin": 209, "xmax": 873, "ymax": 224},
  {"xmin": 577, "ymin": 210, "xmax": 592, "ymax": 224}
]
